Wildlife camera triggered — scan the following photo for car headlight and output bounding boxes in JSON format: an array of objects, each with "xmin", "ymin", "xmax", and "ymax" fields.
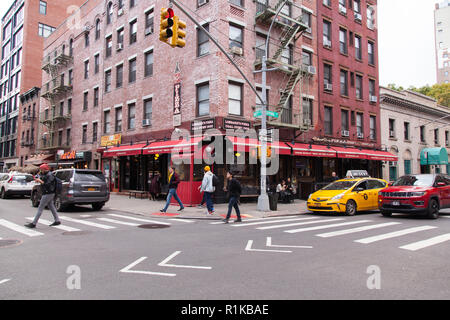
[
  {"xmin": 331, "ymin": 193, "xmax": 345, "ymax": 200},
  {"xmin": 308, "ymin": 194, "xmax": 312, "ymax": 200}
]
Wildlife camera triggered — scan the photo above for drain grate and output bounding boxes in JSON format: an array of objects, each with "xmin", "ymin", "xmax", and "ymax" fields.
[
  {"xmin": 62, "ymin": 231, "xmax": 91, "ymax": 236},
  {"xmin": 138, "ymin": 224, "xmax": 170, "ymax": 229},
  {"xmin": 0, "ymin": 239, "xmax": 22, "ymax": 248}
]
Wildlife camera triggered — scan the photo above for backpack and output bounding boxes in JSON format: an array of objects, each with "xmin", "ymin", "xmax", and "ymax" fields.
[
  {"xmin": 212, "ymin": 174, "xmax": 219, "ymax": 187},
  {"xmin": 54, "ymin": 176, "xmax": 63, "ymax": 195}
]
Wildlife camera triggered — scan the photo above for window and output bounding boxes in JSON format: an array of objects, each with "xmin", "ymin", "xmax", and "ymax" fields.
[
  {"xmin": 107, "ymin": 2, "xmax": 113, "ymax": 25},
  {"xmin": 128, "ymin": 103, "xmax": 136, "ymax": 130},
  {"xmin": 354, "ymin": 0, "xmax": 361, "ymax": 13},
  {"xmin": 324, "ymin": 106, "xmax": 333, "ymax": 135},
  {"xmin": 105, "ymin": 70, "xmax": 112, "ymax": 92},
  {"xmin": 434, "ymin": 129, "xmax": 439, "ymax": 145},
  {"xmin": 368, "ymin": 41, "xmax": 375, "ymax": 65},
  {"xmin": 281, "ymin": 45, "xmax": 293, "ymax": 66},
  {"xmin": 228, "ymin": 82, "xmax": 242, "ymax": 115},
  {"xmin": 445, "ymin": 131, "xmax": 449, "ymax": 146},
  {"xmin": 341, "ymin": 109, "xmax": 349, "ymax": 131},
  {"xmin": 130, "ymin": 0, "xmax": 136, "ymax": 8},
  {"xmin": 339, "ymin": 0, "xmax": 346, "ymax": 12},
  {"xmin": 302, "ymin": 98, "xmax": 313, "ymax": 125},
  {"xmin": 369, "ymin": 79, "xmax": 376, "ymax": 99},
  {"xmin": 198, "ymin": 0, "xmax": 209, "ymax": 6},
  {"xmin": 106, "ymin": 35, "xmax": 112, "ymax": 57},
  {"xmin": 66, "ymin": 128, "xmax": 71, "ymax": 145},
  {"xmin": 95, "ymin": 19, "xmax": 100, "ymax": 40},
  {"xmin": 355, "ymin": 74, "xmax": 363, "ymax": 99},
  {"xmin": 367, "ymin": 5, "xmax": 375, "ymax": 28},
  {"xmin": 144, "ymin": 51, "xmax": 153, "ymax": 77},
  {"xmin": 302, "ymin": 50, "xmax": 312, "ymax": 66},
  {"xmin": 94, "ymin": 87, "xmax": 99, "ymax": 107},
  {"xmin": 340, "ymin": 70, "xmax": 348, "ymax": 96},
  {"xmin": 84, "ymin": 31, "xmax": 89, "ymax": 47},
  {"xmin": 323, "ymin": 20, "xmax": 331, "ymax": 44},
  {"xmin": 355, "ymin": 35, "xmax": 362, "ymax": 60},
  {"xmin": 104, "ymin": 110, "xmax": 111, "ymax": 134},
  {"xmin": 339, "ymin": 28, "xmax": 347, "ymax": 54},
  {"xmin": 69, "ymin": 39, "xmax": 73, "ymax": 56},
  {"xmin": 323, "ymin": 0, "xmax": 331, "ymax": 6},
  {"xmin": 129, "ymin": 20, "xmax": 137, "ymax": 45},
  {"xmin": 389, "ymin": 119, "xmax": 395, "ymax": 138},
  {"xmin": 38, "ymin": 23, "xmax": 55, "ymax": 38},
  {"xmin": 115, "ymin": 107, "xmax": 122, "ymax": 132},
  {"xmin": 94, "ymin": 54, "xmax": 99, "ymax": 74},
  {"xmin": 68, "ymin": 98, "xmax": 72, "ymax": 114},
  {"xmin": 129, "ymin": 58, "xmax": 137, "ymax": 83},
  {"xmin": 83, "ymin": 92, "xmax": 88, "ymax": 111},
  {"xmin": 68, "ymin": 69, "xmax": 73, "ymax": 85},
  {"xmin": 197, "ymin": 82, "xmax": 210, "ymax": 116},
  {"xmin": 356, "ymin": 113, "xmax": 363, "ymax": 137},
  {"xmin": 197, "ymin": 24, "xmax": 209, "ymax": 56},
  {"xmin": 404, "ymin": 160, "xmax": 411, "ymax": 175},
  {"xmin": 39, "ymin": 1, "xmax": 47, "ymax": 15},
  {"xmin": 143, "ymin": 99, "xmax": 152, "ymax": 125},
  {"xmin": 59, "ymin": 101, "xmax": 64, "ymax": 116},
  {"xmin": 370, "ymin": 115, "xmax": 376, "ymax": 140},
  {"xmin": 93, "ymin": 122, "xmax": 98, "ymax": 142},
  {"xmin": 404, "ymin": 122, "xmax": 410, "ymax": 141},
  {"xmin": 229, "ymin": 24, "xmax": 243, "ymax": 49},
  {"xmin": 420, "ymin": 125, "xmax": 426, "ymax": 142},
  {"xmin": 145, "ymin": 9, "xmax": 154, "ymax": 35},
  {"xmin": 324, "ymin": 63, "xmax": 332, "ymax": 87},
  {"xmin": 281, "ymin": 96, "xmax": 293, "ymax": 124},
  {"xmin": 116, "ymin": 64, "xmax": 123, "ymax": 88},
  {"xmin": 118, "ymin": 0, "xmax": 124, "ymax": 9},
  {"xmin": 82, "ymin": 125, "xmax": 87, "ymax": 144},
  {"xmin": 302, "ymin": 10, "xmax": 312, "ymax": 32},
  {"xmin": 230, "ymin": 0, "xmax": 243, "ymax": 7},
  {"xmin": 84, "ymin": 60, "xmax": 89, "ymax": 79},
  {"xmin": 117, "ymin": 27, "xmax": 124, "ymax": 50}
]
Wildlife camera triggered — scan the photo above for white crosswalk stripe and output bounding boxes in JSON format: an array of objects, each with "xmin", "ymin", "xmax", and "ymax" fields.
[
  {"xmin": 210, "ymin": 215, "xmax": 297, "ymax": 225},
  {"xmin": 97, "ymin": 217, "xmax": 140, "ymax": 227},
  {"xmin": 355, "ymin": 226, "xmax": 438, "ymax": 244},
  {"xmin": 285, "ymin": 220, "xmax": 372, "ymax": 234},
  {"xmin": 232, "ymin": 217, "xmax": 319, "ymax": 228},
  {"xmin": 0, "ymin": 219, "xmax": 44, "ymax": 237},
  {"xmin": 316, "ymin": 222, "xmax": 401, "ymax": 238},
  {"xmin": 59, "ymin": 216, "xmax": 116, "ymax": 229},
  {"xmin": 257, "ymin": 218, "xmax": 344, "ymax": 230},
  {"xmin": 107, "ymin": 214, "xmax": 171, "ymax": 225},
  {"xmin": 26, "ymin": 218, "xmax": 81, "ymax": 232},
  {"xmin": 399, "ymin": 233, "xmax": 450, "ymax": 251}
]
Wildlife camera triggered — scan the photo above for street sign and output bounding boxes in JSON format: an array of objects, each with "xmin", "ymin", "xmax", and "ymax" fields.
[{"xmin": 253, "ymin": 110, "xmax": 279, "ymax": 119}]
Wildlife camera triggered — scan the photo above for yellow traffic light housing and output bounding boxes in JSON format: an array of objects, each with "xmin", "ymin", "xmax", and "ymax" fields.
[
  {"xmin": 159, "ymin": 8, "xmax": 174, "ymax": 44},
  {"xmin": 171, "ymin": 16, "xmax": 186, "ymax": 48}
]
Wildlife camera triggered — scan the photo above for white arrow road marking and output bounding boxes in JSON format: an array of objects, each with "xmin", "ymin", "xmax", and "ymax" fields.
[
  {"xmin": 266, "ymin": 237, "xmax": 313, "ymax": 249},
  {"xmin": 0, "ymin": 219, "xmax": 44, "ymax": 237},
  {"xmin": 245, "ymin": 240, "xmax": 292, "ymax": 253},
  {"xmin": 158, "ymin": 251, "xmax": 212, "ymax": 270},
  {"xmin": 119, "ymin": 257, "xmax": 176, "ymax": 277},
  {"xmin": 26, "ymin": 218, "xmax": 81, "ymax": 232},
  {"xmin": 0, "ymin": 279, "xmax": 11, "ymax": 285},
  {"xmin": 107, "ymin": 214, "xmax": 171, "ymax": 225}
]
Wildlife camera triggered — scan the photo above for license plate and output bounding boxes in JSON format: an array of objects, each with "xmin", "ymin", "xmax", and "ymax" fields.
[
  {"xmin": 88, "ymin": 187, "xmax": 96, "ymax": 191},
  {"xmin": 314, "ymin": 202, "xmax": 321, "ymax": 206},
  {"xmin": 392, "ymin": 201, "xmax": 400, "ymax": 206}
]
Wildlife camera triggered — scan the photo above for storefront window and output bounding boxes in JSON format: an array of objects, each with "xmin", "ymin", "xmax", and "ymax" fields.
[
  {"xmin": 323, "ymin": 158, "xmax": 337, "ymax": 181},
  {"xmin": 172, "ymin": 162, "xmax": 190, "ymax": 181}
]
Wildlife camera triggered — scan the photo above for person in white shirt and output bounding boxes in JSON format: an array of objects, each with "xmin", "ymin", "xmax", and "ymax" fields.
[{"xmin": 200, "ymin": 166, "xmax": 215, "ymax": 215}]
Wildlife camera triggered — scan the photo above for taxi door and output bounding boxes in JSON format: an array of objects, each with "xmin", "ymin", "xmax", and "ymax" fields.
[
  {"xmin": 352, "ymin": 180, "xmax": 371, "ymax": 211},
  {"xmin": 367, "ymin": 179, "xmax": 387, "ymax": 210}
]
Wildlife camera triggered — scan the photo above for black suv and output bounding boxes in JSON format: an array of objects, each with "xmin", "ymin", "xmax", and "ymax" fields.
[{"xmin": 31, "ymin": 169, "xmax": 110, "ymax": 211}]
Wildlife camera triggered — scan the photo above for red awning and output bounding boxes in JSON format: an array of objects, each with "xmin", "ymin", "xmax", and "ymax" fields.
[
  {"xmin": 363, "ymin": 149, "xmax": 398, "ymax": 161},
  {"xmin": 142, "ymin": 137, "xmax": 204, "ymax": 155},
  {"xmin": 287, "ymin": 143, "xmax": 337, "ymax": 158},
  {"xmin": 226, "ymin": 136, "xmax": 291, "ymax": 155},
  {"xmin": 103, "ymin": 143, "xmax": 147, "ymax": 158},
  {"xmin": 332, "ymin": 147, "xmax": 366, "ymax": 159}
]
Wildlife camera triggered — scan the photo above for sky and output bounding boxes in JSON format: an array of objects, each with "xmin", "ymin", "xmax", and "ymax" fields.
[{"xmin": 0, "ymin": 0, "xmax": 440, "ymax": 89}]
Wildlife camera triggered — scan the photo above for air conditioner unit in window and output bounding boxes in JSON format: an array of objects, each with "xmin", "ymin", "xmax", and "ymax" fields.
[
  {"xmin": 324, "ymin": 83, "xmax": 333, "ymax": 91},
  {"xmin": 323, "ymin": 37, "xmax": 332, "ymax": 48},
  {"xmin": 357, "ymin": 132, "xmax": 364, "ymax": 139},
  {"xmin": 145, "ymin": 26, "xmax": 154, "ymax": 35},
  {"xmin": 370, "ymin": 95, "xmax": 378, "ymax": 103},
  {"xmin": 116, "ymin": 43, "xmax": 123, "ymax": 51},
  {"xmin": 307, "ymin": 66, "xmax": 316, "ymax": 75},
  {"xmin": 142, "ymin": 119, "xmax": 151, "ymax": 126},
  {"xmin": 198, "ymin": 0, "xmax": 208, "ymax": 5},
  {"xmin": 230, "ymin": 46, "xmax": 243, "ymax": 56},
  {"xmin": 354, "ymin": 12, "xmax": 362, "ymax": 21},
  {"xmin": 118, "ymin": 8, "xmax": 124, "ymax": 16},
  {"xmin": 341, "ymin": 130, "xmax": 350, "ymax": 137}
]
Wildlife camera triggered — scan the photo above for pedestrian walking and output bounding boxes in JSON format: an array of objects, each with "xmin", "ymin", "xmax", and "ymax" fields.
[
  {"xmin": 222, "ymin": 171, "xmax": 242, "ymax": 224},
  {"xmin": 160, "ymin": 166, "xmax": 184, "ymax": 213},
  {"xmin": 199, "ymin": 166, "xmax": 215, "ymax": 215},
  {"xmin": 149, "ymin": 172, "xmax": 161, "ymax": 201},
  {"xmin": 24, "ymin": 164, "xmax": 61, "ymax": 229}
]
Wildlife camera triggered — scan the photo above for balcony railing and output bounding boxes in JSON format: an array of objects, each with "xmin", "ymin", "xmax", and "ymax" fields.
[{"xmin": 40, "ymin": 108, "xmax": 71, "ymax": 125}]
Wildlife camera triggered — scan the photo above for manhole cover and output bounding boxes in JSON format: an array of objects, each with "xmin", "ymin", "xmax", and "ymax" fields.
[
  {"xmin": 138, "ymin": 224, "xmax": 170, "ymax": 229},
  {"xmin": 0, "ymin": 239, "xmax": 22, "ymax": 248},
  {"xmin": 62, "ymin": 231, "xmax": 91, "ymax": 236}
]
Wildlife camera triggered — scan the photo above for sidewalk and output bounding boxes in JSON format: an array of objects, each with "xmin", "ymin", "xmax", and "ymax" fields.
[{"xmin": 106, "ymin": 193, "xmax": 308, "ymax": 220}]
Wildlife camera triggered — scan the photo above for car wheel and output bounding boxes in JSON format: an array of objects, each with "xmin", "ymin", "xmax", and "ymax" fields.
[
  {"xmin": 92, "ymin": 203, "xmax": 105, "ymax": 211},
  {"xmin": 380, "ymin": 210, "xmax": 392, "ymax": 217},
  {"xmin": 1, "ymin": 188, "xmax": 7, "ymax": 199},
  {"xmin": 54, "ymin": 196, "xmax": 67, "ymax": 212},
  {"xmin": 345, "ymin": 200, "xmax": 357, "ymax": 216},
  {"xmin": 31, "ymin": 192, "xmax": 40, "ymax": 207},
  {"xmin": 427, "ymin": 199, "xmax": 439, "ymax": 219}
]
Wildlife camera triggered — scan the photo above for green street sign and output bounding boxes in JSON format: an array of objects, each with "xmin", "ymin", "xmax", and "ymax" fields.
[{"xmin": 253, "ymin": 110, "xmax": 279, "ymax": 119}]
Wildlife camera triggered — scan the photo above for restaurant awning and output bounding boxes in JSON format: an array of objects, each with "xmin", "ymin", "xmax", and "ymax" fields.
[
  {"xmin": 226, "ymin": 136, "xmax": 291, "ymax": 155},
  {"xmin": 363, "ymin": 149, "xmax": 398, "ymax": 161},
  {"xmin": 142, "ymin": 137, "xmax": 204, "ymax": 155},
  {"xmin": 103, "ymin": 143, "xmax": 147, "ymax": 158},
  {"xmin": 420, "ymin": 147, "xmax": 449, "ymax": 165},
  {"xmin": 287, "ymin": 143, "xmax": 337, "ymax": 158},
  {"xmin": 332, "ymin": 147, "xmax": 366, "ymax": 159}
]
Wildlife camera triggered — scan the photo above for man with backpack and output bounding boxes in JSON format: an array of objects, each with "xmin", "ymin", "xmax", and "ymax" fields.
[
  {"xmin": 25, "ymin": 164, "xmax": 61, "ymax": 229},
  {"xmin": 199, "ymin": 166, "xmax": 216, "ymax": 215},
  {"xmin": 222, "ymin": 170, "xmax": 242, "ymax": 224}
]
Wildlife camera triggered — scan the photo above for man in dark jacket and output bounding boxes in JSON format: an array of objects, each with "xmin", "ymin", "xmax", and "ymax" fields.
[
  {"xmin": 222, "ymin": 171, "xmax": 242, "ymax": 223},
  {"xmin": 160, "ymin": 166, "xmax": 184, "ymax": 213},
  {"xmin": 25, "ymin": 164, "xmax": 61, "ymax": 228}
]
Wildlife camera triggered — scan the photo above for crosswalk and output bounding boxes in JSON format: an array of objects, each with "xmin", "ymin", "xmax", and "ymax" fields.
[
  {"xmin": 0, "ymin": 213, "xmax": 186, "ymax": 240},
  {"xmin": 215, "ymin": 215, "xmax": 450, "ymax": 252}
]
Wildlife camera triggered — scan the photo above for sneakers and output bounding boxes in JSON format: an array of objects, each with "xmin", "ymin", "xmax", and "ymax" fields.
[
  {"xmin": 160, "ymin": 209, "xmax": 165, "ymax": 214},
  {"xmin": 197, "ymin": 204, "xmax": 205, "ymax": 209},
  {"xmin": 177, "ymin": 207, "xmax": 184, "ymax": 212},
  {"xmin": 24, "ymin": 223, "xmax": 36, "ymax": 229},
  {"xmin": 206, "ymin": 211, "xmax": 214, "ymax": 216},
  {"xmin": 234, "ymin": 218, "xmax": 242, "ymax": 223},
  {"xmin": 49, "ymin": 221, "xmax": 61, "ymax": 226},
  {"xmin": 222, "ymin": 218, "xmax": 229, "ymax": 224}
]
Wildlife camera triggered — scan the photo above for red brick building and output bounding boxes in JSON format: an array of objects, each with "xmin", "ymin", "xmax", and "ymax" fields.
[{"xmin": 37, "ymin": 0, "xmax": 391, "ymax": 203}]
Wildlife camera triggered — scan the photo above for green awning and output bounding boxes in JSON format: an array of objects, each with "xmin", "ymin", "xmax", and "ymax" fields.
[{"xmin": 420, "ymin": 148, "xmax": 449, "ymax": 165}]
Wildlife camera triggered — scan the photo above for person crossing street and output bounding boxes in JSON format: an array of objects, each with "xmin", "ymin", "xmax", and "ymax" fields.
[
  {"xmin": 222, "ymin": 171, "xmax": 242, "ymax": 224},
  {"xmin": 199, "ymin": 166, "xmax": 215, "ymax": 215},
  {"xmin": 160, "ymin": 166, "xmax": 184, "ymax": 213}
]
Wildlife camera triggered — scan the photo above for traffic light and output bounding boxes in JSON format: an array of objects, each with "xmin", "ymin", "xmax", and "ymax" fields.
[
  {"xmin": 159, "ymin": 7, "xmax": 174, "ymax": 44},
  {"xmin": 171, "ymin": 16, "xmax": 186, "ymax": 48}
]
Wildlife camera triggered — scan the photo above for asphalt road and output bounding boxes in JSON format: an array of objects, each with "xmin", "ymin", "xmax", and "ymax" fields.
[{"xmin": 1, "ymin": 197, "xmax": 450, "ymax": 300}]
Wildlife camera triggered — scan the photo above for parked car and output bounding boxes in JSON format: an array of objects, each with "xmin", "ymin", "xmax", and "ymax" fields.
[
  {"xmin": 31, "ymin": 169, "xmax": 110, "ymax": 211},
  {"xmin": 378, "ymin": 174, "xmax": 450, "ymax": 219},
  {"xmin": 0, "ymin": 172, "xmax": 36, "ymax": 199}
]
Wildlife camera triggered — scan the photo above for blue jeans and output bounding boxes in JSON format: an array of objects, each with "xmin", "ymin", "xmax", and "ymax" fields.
[
  {"xmin": 204, "ymin": 192, "xmax": 214, "ymax": 212},
  {"xmin": 226, "ymin": 196, "xmax": 241, "ymax": 220},
  {"xmin": 162, "ymin": 188, "xmax": 184, "ymax": 212}
]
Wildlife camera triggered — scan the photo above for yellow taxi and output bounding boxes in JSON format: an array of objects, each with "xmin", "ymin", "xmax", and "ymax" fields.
[{"xmin": 307, "ymin": 171, "xmax": 388, "ymax": 215}]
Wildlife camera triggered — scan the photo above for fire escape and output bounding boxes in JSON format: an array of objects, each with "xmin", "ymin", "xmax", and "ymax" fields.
[
  {"xmin": 254, "ymin": 0, "xmax": 313, "ymax": 130},
  {"xmin": 39, "ymin": 45, "xmax": 73, "ymax": 151}
]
